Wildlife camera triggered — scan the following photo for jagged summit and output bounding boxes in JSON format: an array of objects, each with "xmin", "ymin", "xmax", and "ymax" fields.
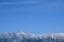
[
  {"xmin": 15, "ymin": 31, "xmax": 25, "ymax": 35},
  {"xmin": 0, "ymin": 31, "xmax": 64, "ymax": 42}
]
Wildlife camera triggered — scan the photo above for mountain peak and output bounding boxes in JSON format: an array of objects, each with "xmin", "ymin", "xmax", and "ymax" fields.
[
  {"xmin": 14, "ymin": 31, "xmax": 25, "ymax": 36},
  {"xmin": 0, "ymin": 31, "xmax": 64, "ymax": 42}
]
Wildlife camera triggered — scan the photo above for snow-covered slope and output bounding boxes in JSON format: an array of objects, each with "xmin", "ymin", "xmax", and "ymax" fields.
[{"xmin": 0, "ymin": 31, "xmax": 64, "ymax": 42}]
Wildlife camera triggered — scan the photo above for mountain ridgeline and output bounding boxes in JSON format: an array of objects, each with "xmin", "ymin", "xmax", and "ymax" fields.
[{"xmin": 0, "ymin": 31, "xmax": 64, "ymax": 42}]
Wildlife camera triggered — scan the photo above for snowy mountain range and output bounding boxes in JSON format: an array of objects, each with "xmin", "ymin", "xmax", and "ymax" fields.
[{"xmin": 0, "ymin": 31, "xmax": 64, "ymax": 42}]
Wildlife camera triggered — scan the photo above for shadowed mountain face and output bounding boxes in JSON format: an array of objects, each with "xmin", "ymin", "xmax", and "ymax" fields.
[{"xmin": 0, "ymin": 31, "xmax": 64, "ymax": 42}]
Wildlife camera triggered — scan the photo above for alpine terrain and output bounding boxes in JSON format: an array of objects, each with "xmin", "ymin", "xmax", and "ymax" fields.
[{"xmin": 0, "ymin": 31, "xmax": 64, "ymax": 42}]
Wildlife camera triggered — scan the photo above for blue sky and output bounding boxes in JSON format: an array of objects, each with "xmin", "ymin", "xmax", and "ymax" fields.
[{"xmin": 0, "ymin": 0, "xmax": 64, "ymax": 34}]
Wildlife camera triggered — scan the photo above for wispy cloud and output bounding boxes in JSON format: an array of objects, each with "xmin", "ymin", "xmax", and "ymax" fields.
[
  {"xmin": 0, "ymin": 1, "xmax": 43, "ymax": 12},
  {"xmin": 0, "ymin": 1, "xmax": 42, "ymax": 5},
  {"xmin": 0, "ymin": 0, "xmax": 64, "ymax": 13}
]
